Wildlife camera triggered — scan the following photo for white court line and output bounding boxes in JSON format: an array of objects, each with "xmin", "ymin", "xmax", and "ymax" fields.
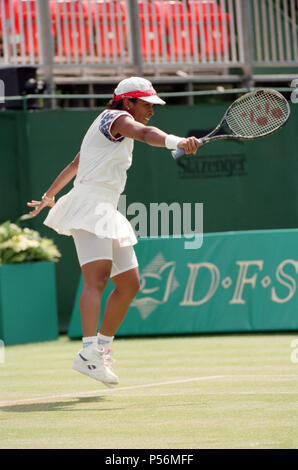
[
  {"xmin": 0, "ymin": 375, "xmax": 223, "ymax": 407},
  {"xmin": 1, "ymin": 374, "xmax": 297, "ymax": 408}
]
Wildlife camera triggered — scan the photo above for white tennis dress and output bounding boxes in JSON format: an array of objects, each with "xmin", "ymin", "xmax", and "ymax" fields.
[{"xmin": 44, "ymin": 109, "xmax": 137, "ymax": 247}]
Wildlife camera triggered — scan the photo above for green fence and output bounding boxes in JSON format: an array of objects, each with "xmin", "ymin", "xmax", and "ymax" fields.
[{"xmin": 1, "ymin": 94, "xmax": 297, "ymax": 332}]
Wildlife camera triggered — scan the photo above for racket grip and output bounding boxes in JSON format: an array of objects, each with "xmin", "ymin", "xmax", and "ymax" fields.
[
  {"xmin": 171, "ymin": 148, "xmax": 185, "ymax": 159},
  {"xmin": 171, "ymin": 138, "xmax": 203, "ymax": 159}
]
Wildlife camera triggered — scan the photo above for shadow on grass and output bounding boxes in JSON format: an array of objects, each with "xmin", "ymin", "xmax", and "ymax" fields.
[{"xmin": 0, "ymin": 395, "xmax": 121, "ymax": 413}]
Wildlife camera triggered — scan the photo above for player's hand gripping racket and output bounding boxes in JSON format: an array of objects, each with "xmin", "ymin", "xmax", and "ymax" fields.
[{"xmin": 172, "ymin": 89, "xmax": 290, "ymax": 159}]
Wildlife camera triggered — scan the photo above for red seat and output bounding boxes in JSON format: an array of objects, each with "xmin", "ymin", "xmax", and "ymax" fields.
[
  {"xmin": 0, "ymin": 1, "xmax": 13, "ymax": 53},
  {"xmin": 50, "ymin": 0, "xmax": 90, "ymax": 56},
  {"xmin": 84, "ymin": 0, "xmax": 127, "ymax": 58},
  {"xmin": 138, "ymin": 0, "xmax": 166, "ymax": 60},
  {"xmin": 0, "ymin": 0, "xmax": 11, "ymax": 23},
  {"xmin": 161, "ymin": 1, "xmax": 191, "ymax": 58},
  {"xmin": 188, "ymin": 0, "xmax": 230, "ymax": 57},
  {"xmin": 13, "ymin": 0, "xmax": 40, "ymax": 56},
  {"xmin": 161, "ymin": 0, "xmax": 230, "ymax": 59}
]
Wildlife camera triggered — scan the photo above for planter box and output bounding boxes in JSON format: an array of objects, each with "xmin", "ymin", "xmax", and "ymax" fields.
[{"xmin": 0, "ymin": 261, "xmax": 59, "ymax": 345}]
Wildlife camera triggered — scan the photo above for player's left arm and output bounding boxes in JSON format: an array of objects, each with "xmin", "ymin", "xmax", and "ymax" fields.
[
  {"xmin": 112, "ymin": 115, "xmax": 200, "ymax": 154},
  {"xmin": 26, "ymin": 152, "xmax": 80, "ymax": 217}
]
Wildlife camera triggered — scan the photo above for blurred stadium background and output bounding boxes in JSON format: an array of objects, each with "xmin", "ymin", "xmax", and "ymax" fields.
[{"xmin": 0, "ymin": 0, "xmax": 297, "ymax": 450}]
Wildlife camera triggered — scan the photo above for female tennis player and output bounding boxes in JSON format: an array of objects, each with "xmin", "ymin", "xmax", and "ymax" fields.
[{"xmin": 26, "ymin": 77, "xmax": 200, "ymax": 387}]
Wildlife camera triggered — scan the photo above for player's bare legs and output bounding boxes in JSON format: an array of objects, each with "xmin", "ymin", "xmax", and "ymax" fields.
[
  {"xmin": 73, "ymin": 259, "xmax": 119, "ymax": 386},
  {"xmin": 80, "ymin": 259, "xmax": 112, "ymax": 337},
  {"xmin": 73, "ymin": 262, "xmax": 140, "ymax": 386},
  {"xmin": 100, "ymin": 267, "xmax": 140, "ymax": 336},
  {"xmin": 80, "ymin": 262, "xmax": 140, "ymax": 337}
]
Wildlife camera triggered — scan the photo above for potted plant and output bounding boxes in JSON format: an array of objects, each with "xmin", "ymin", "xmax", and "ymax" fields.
[{"xmin": 0, "ymin": 221, "xmax": 61, "ymax": 345}]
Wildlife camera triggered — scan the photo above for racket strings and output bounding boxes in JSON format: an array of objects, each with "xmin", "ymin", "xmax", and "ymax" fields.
[{"xmin": 226, "ymin": 91, "xmax": 289, "ymax": 137}]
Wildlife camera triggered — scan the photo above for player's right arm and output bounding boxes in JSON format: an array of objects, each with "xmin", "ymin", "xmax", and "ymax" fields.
[{"xmin": 112, "ymin": 115, "xmax": 200, "ymax": 155}]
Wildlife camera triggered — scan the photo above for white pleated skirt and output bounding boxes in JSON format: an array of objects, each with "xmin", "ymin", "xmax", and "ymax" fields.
[{"xmin": 43, "ymin": 183, "xmax": 137, "ymax": 247}]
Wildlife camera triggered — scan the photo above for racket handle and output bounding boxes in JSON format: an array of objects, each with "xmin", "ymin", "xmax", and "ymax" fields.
[
  {"xmin": 171, "ymin": 138, "xmax": 203, "ymax": 159},
  {"xmin": 171, "ymin": 148, "xmax": 185, "ymax": 159}
]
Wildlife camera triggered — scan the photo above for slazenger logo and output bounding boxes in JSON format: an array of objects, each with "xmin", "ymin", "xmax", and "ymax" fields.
[
  {"xmin": 132, "ymin": 255, "xmax": 298, "ymax": 319},
  {"xmin": 177, "ymin": 153, "xmax": 247, "ymax": 179},
  {"xmin": 178, "ymin": 128, "xmax": 247, "ymax": 179}
]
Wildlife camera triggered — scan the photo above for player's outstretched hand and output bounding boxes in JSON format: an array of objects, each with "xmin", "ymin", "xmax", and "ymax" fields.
[
  {"xmin": 177, "ymin": 136, "xmax": 200, "ymax": 155},
  {"xmin": 21, "ymin": 200, "xmax": 51, "ymax": 220}
]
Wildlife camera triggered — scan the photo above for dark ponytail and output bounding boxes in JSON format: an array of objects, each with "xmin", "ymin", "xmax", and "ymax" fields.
[{"xmin": 106, "ymin": 97, "xmax": 138, "ymax": 109}]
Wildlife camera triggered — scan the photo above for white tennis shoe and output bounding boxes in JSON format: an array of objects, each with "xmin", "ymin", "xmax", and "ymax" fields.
[{"xmin": 73, "ymin": 345, "xmax": 119, "ymax": 387}]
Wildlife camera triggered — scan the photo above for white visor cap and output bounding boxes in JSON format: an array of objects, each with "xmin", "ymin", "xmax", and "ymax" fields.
[{"xmin": 113, "ymin": 77, "xmax": 166, "ymax": 105}]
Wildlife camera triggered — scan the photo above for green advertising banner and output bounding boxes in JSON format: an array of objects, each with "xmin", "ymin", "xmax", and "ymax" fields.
[{"xmin": 68, "ymin": 229, "xmax": 298, "ymax": 338}]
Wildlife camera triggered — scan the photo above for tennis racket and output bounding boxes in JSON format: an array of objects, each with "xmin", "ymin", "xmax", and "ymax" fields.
[{"xmin": 172, "ymin": 89, "xmax": 290, "ymax": 159}]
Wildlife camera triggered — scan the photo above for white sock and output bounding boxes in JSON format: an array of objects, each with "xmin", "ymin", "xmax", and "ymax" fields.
[
  {"xmin": 97, "ymin": 333, "xmax": 114, "ymax": 352},
  {"xmin": 82, "ymin": 336, "xmax": 97, "ymax": 349}
]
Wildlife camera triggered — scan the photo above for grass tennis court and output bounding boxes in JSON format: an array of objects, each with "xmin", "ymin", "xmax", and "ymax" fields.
[{"xmin": 0, "ymin": 333, "xmax": 297, "ymax": 449}]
